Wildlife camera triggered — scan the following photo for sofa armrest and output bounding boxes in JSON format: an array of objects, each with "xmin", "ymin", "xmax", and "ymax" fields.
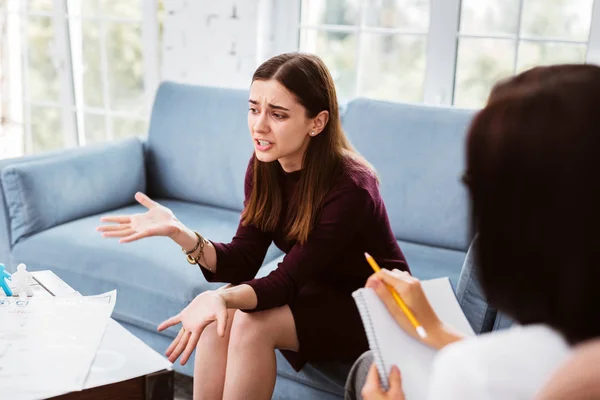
[{"xmin": 0, "ymin": 138, "xmax": 146, "ymax": 252}]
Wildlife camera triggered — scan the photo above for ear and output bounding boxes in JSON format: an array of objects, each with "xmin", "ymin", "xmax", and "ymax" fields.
[{"xmin": 309, "ymin": 110, "xmax": 329, "ymax": 137}]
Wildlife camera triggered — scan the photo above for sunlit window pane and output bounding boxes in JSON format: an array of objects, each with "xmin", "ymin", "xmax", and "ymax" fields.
[
  {"xmin": 521, "ymin": 0, "xmax": 593, "ymax": 41},
  {"xmin": 454, "ymin": 38, "xmax": 515, "ymax": 108},
  {"xmin": 26, "ymin": 16, "xmax": 60, "ymax": 103},
  {"xmin": 360, "ymin": 34, "xmax": 426, "ymax": 103},
  {"xmin": 364, "ymin": 0, "xmax": 429, "ymax": 32},
  {"xmin": 300, "ymin": 29, "xmax": 358, "ymax": 100},
  {"xmin": 106, "ymin": 22, "xmax": 145, "ymax": 114},
  {"xmin": 112, "ymin": 117, "xmax": 147, "ymax": 140},
  {"xmin": 83, "ymin": 113, "xmax": 107, "ymax": 145},
  {"xmin": 301, "ymin": 0, "xmax": 360, "ymax": 26},
  {"xmin": 31, "ymin": 105, "xmax": 64, "ymax": 153},
  {"xmin": 517, "ymin": 42, "xmax": 587, "ymax": 73},
  {"xmin": 460, "ymin": 0, "xmax": 520, "ymax": 35}
]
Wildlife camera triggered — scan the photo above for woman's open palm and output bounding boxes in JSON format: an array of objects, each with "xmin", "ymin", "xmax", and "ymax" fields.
[{"xmin": 97, "ymin": 192, "xmax": 180, "ymax": 243}]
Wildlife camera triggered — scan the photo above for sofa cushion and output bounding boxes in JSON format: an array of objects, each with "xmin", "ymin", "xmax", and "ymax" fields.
[
  {"xmin": 146, "ymin": 82, "xmax": 254, "ymax": 211},
  {"xmin": 1, "ymin": 138, "xmax": 145, "ymax": 246},
  {"xmin": 397, "ymin": 239, "xmax": 465, "ymax": 285},
  {"xmin": 342, "ymin": 98, "xmax": 475, "ymax": 251},
  {"xmin": 10, "ymin": 200, "xmax": 283, "ymax": 334}
]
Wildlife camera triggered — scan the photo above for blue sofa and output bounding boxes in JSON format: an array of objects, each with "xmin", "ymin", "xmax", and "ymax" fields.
[{"xmin": 0, "ymin": 82, "xmax": 477, "ymax": 398}]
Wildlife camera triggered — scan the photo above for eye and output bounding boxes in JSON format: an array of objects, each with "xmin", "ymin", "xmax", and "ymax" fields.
[
  {"xmin": 249, "ymin": 107, "xmax": 258, "ymax": 114},
  {"xmin": 272, "ymin": 113, "xmax": 287, "ymax": 120}
]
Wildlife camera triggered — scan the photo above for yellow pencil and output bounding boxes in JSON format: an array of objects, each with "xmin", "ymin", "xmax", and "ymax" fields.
[{"xmin": 364, "ymin": 252, "xmax": 427, "ymax": 339}]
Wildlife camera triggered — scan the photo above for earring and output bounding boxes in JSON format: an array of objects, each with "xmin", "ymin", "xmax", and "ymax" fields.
[{"xmin": 310, "ymin": 131, "xmax": 315, "ymax": 136}]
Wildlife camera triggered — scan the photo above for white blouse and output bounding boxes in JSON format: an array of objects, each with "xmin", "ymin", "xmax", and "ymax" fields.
[{"xmin": 428, "ymin": 324, "xmax": 571, "ymax": 400}]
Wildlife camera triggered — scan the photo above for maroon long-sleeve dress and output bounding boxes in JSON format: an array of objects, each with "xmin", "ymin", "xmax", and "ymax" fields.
[{"xmin": 201, "ymin": 156, "xmax": 409, "ymax": 371}]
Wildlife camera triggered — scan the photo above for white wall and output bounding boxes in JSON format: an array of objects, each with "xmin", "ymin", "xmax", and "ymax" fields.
[{"xmin": 161, "ymin": 0, "xmax": 297, "ymax": 89}]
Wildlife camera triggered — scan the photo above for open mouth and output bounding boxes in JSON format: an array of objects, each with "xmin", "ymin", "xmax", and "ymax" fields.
[{"xmin": 255, "ymin": 139, "xmax": 273, "ymax": 150}]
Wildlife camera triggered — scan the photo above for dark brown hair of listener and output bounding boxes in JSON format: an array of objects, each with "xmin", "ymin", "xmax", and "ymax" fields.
[
  {"xmin": 242, "ymin": 52, "xmax": 373, "ymax": 244},
  {"xmin": 464, "ymin": 64, "xmax": 600, "ymax": 345}
]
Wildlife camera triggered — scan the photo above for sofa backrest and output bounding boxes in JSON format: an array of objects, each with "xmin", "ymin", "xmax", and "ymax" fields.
[
  {"xmin": 146, "ymin": 82, "xmax": 253, "ymax": 211},
  {"xmin": 342, "ymin": 98, "xmax": 475, "ymax": 251}
]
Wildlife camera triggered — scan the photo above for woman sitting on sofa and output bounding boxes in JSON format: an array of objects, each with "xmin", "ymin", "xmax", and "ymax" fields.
[
  {"xmin": 347, "ymin": 64, "xmax": 600, "ymax": 400},
  {"xmin": 97, "ymin": 52, "xmax": 409, "ymax": 399}
]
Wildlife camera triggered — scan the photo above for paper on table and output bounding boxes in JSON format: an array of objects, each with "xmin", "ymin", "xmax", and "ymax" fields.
[
  {"xmin": 0, "ymin": 291, "xmax": 117, "ymax": 400},
  {"xmin": 84, "ymin": 318, "xmax": 172, "ymax": 389}
]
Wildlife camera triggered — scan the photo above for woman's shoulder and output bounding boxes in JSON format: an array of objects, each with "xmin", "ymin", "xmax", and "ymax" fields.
[
  {"xmin": 335, "ymin": 154, "xmax": 379, "ymax": 193},
  {"xmin": 433, "ymin": 324, "xmax": 570, "ymax": 378}
]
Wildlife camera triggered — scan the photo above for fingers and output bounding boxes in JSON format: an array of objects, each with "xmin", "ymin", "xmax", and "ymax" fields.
[
  {"xmin": 165, "ymin": 327, "xmax": 185, "ymax": 357},
  {"xmin": 216, "ymin": 307, "xmax": 229, "ymax": 337},
  {"xmin": 96, "ymin": 224, "xmax": 131, "ymax": 233},
  {"xmin": 135, "ymin": 192, "xmax": 159, "ymax": 210},
  {"xmin": 377, "ymin": 269, "xmax": 421, "ymax": 297},
  {"xmin": 387, "ymin": 365, "xmax": 405, "ymax": 399},
  {"xmin": 361, "ymin": 363, "xmax": 385, "ymax": 399},
  {"xmin": 169, "ymin": 330, "xmax": 191, "ymax": 363},
  {"xmin": 119, "ymin": 232, "xmax": 150, "ymax": 243},
  {"xmin": 180, "ymin": 331, "xmax": 200, "ymax": 365},
  {"xmin": 99, "ymin": 215, "xmax": 131, "ymax": 224},
  {"xmin": 367, "ymin": 278, "xmax": 397, "ymax": 309},
  {"xmin": 101, "ymin": 228, "xmax": 136, "ymax": 238},
  {"xmin": 158, "ymin": 314, "xmax": 181, "ymax": 332}
]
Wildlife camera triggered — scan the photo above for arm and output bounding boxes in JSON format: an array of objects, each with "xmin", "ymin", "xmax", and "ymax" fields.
[
  {"xmin": 242, "ymin": 183, "xmax": 374, "ymax": 311},
  {"xmin": 189, "ymin": 158, "xmax": 272, "ymax": 284}
]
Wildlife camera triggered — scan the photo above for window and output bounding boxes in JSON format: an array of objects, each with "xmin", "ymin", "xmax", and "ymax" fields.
[
  {"xmin": 299, "ymin": 0, "xmax": 430, "ymax": 103},
  {"xmin": 455, "ymin": 0, "xmax": 594, "ymax": 107},
  {"xmin": 295, "ymin": 0, "xmax": 600, "ymax": 108},
  {"xmin": 0, "ymin": 0, "xmax": 159, "ymax": 158}
]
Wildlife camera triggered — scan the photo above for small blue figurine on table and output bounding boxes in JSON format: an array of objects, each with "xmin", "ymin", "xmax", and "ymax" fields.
[{"xmin": 0, "ymin": 263, "xmax": 13, "ymax": 297}]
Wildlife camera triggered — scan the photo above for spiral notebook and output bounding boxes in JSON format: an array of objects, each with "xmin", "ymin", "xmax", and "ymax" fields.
[{"xmin": 352, "ymin": 277, "xmax": 475, "ymax": 399}]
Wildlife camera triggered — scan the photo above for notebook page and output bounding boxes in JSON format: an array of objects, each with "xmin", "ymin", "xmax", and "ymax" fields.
[{"xmin": 353, "ymin": 277, "xmax": 475, "ymax": 399}]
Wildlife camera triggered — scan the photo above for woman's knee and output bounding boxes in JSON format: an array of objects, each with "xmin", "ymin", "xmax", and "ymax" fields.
[
  {"xmin": 345, "ymin": 351, "xmax": 374, "ymax": 400},
  {"xmin": 229, "ymin": 309, "xmax": 274, "ymax": 348},
  {"xmin": 197, "ymin": 308, "xmax": 236, "ymax": 349}
]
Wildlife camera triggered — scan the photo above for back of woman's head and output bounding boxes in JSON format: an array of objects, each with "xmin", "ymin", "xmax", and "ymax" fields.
[{"xmin": 465, "ymin": 64, "xmax": 600, "ymax": 344}]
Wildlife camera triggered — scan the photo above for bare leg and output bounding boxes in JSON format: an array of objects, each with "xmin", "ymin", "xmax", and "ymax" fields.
[
  {"xmin": 222, "ymin": 306, "xmax": 299, "ymax": 400},
  {"xmin": 193, "ymin": 308, "xmax": 236, "ymax": 400}
]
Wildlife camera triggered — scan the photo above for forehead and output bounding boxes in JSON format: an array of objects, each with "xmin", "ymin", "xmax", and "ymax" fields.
[{"xmin": 249, "ymin": 79, "xmax": 299, "ymax": 107}]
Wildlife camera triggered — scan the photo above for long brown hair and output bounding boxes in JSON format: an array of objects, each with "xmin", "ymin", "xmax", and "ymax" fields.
[
  {"xmin": 241, "ymin": 52, "xmax": 371, "ymax": 244},
  {"xmin": 465, "ymin": 64, "xmax": 600, "ymax": 344}
]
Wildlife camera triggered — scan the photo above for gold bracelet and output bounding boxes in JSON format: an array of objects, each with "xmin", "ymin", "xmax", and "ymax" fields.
[
  {"xmin": 182, "ymin": 231, "xmax": 201, "ymax": 256},
  {"xmin": 185, "ymin": 231, "xmax": 208, "ymax": 265}
]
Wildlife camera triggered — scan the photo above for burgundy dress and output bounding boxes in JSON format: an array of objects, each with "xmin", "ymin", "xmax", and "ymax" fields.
[{"xmin": 201, "ymin": 157, "xmax": 409, "ymax": 371}]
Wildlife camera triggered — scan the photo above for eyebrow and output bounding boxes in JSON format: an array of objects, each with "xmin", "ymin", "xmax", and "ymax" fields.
[{"xmin": 248, "ymin": 99, "xmax": 290, "ymax": 112}]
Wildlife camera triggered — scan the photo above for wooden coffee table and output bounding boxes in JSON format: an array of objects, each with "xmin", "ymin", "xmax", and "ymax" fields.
[{"xmin": 29, "ymin": 271, "xmax": 175, "ymax": 400}]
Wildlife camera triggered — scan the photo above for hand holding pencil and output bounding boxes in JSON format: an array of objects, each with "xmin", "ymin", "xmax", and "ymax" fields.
[
  {"xmin": 364, "ymin": 253, "xmax": 468, "ymax": 350},
  {"xmin": 364, "ymin": 252, "xmax": 427, "ymax": 339}
]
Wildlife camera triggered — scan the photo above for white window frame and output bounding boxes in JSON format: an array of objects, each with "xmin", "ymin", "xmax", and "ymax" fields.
[{"xmin": 285, "ymin": 0, "xmax": 600, "ymax": 107}]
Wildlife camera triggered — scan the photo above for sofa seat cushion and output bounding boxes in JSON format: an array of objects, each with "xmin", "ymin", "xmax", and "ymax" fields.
[
  {"xmin": 10, "ymin": 200, "xmax": 283, "ymax": 335},
  {"xmin": 397, "ymin": 240, "xmax": 465, "ymax": 285}
]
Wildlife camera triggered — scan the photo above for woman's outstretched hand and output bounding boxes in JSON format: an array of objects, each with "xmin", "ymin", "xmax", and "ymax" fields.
[
  {"xmin": 157, "ymin": 291, "xmax": 229, "ymax": 365},
  {"xmin": 97, "ymin": 192, "xmax": 181, "ymax": 243}
]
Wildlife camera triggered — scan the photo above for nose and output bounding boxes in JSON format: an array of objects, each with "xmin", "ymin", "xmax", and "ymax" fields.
[{"xmin": 253, "ymin": 110, "xmax": 269, "ymax": 133}]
